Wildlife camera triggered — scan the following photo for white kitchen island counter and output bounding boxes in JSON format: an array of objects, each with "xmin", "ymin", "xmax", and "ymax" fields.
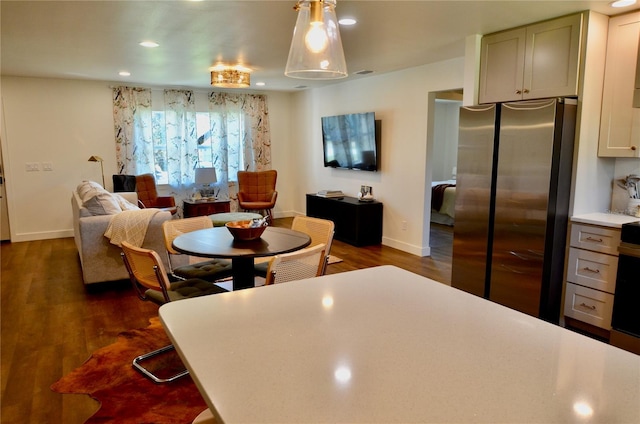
[{"xmin": 160, "ymin": 265, "xmax": 640, "ymax": 423}]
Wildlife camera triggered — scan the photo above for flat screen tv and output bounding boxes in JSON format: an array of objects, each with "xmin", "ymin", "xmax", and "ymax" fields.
[{"xmin": 321, "ymin": 112, "xmax": 381, "ymax": 171}]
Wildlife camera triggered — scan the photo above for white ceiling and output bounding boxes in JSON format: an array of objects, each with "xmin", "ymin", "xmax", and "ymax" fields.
[{"xmin": 1, "ymin": 1, "xmax": 637, "ymax": 92}]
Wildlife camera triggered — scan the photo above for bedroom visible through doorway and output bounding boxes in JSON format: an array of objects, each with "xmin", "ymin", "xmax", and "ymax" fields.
[{"xmin": 426, "ymin": 89, "xmax": 462, "ymax": 274}]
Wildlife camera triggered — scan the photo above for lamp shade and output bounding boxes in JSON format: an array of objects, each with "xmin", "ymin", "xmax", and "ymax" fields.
[
  {"xmin": 285, "ymin": 0, "xmax": 347, "ymax": 79},
  {"xmin": 195, "ymin": 167, "xmax": 217, "ymax": 185}
]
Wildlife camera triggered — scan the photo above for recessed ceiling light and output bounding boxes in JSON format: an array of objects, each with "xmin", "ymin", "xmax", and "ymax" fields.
[
  {"xmin": 610, "ymin": 0, "xmax": 636, "ymax": 7},
  {"xmin": 255, "ymin": 82, "xmax": 266, "ymax": 86},
  {"xmin": 339, "ymin": 18, "xmax": 357, "ymax": 26},
  {"xmin": 139, "ymin": 41, "xmax": 159, "ymax": 48},
  {"xmin": 119, "ymin": 71, "xmax": 131, "ymax": 76}
]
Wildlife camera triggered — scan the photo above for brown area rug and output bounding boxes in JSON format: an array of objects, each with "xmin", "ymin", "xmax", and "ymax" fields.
[{"xmin": 51, "ymin": 317, "xmax": 207, "ymax": 424}]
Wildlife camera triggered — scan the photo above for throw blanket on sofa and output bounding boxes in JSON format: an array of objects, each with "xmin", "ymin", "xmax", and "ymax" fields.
[{"xmin": 104, "ymin": 209, "xmax": 160, "ymax": 247}]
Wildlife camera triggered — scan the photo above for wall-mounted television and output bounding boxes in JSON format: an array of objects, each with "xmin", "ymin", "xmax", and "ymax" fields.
[{"xmin": 321, "ymin": 112, "xmax": 381, "ymax": 172}]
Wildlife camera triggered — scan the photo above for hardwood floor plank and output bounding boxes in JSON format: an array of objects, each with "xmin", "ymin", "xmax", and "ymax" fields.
[{"xmin": 0, "ymin": 219, "xmax": 452, "ymax": 423}]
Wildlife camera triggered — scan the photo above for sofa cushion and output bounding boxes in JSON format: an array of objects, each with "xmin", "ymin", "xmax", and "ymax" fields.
[
  {"xmin": 77, "ymin": 180, "xmax": 106, "ymax": 203},
  {"xmin": 114, "ymin": 193, "xmax": 140, "ymax": 211},
  {"xmin": 83, "ymin": 192, "xmax": 122, "ymax": 215}
]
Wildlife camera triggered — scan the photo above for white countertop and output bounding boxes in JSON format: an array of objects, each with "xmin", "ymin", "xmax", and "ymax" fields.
[
  {"xmin": 160, "ymin": 265, "xmax": 640, "ymax": 423},
  {"xmin": 571, "ymin": 212, "xmax": 640, "ymax": 228}
]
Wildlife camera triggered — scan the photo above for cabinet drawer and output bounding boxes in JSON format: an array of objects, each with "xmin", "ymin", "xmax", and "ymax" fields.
[
  {"xmin": 570, "ymin": 223, "xmax": 621, "ymax": 255},
  {"xmin": 564, "ymin": 283, "xmax": 614, "ymax": 330},
  {"xmin": 566, "ymin": 248, "xmax": 618, "ymax": 293}
]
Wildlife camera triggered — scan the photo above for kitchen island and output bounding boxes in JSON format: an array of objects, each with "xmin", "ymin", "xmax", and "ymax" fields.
[{"xmin": 161, "ymin": 265, "xmax": 639, "ymax": 423}]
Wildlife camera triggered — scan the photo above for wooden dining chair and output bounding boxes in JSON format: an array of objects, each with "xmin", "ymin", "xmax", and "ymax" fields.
[
  {"xmin": 264, "ymin": 243, "xmax": 326, "ymax": 285},
  {"xmin": 255, "ymin": 216, "xmax": 334, "ymax": 277},
  {"xmin": 162, "ymin": 217, "xmax": 234, "ymax": 283},
  {"xmin": 120, "ymin": 241, "xmax": 228, "ymax": 383}
]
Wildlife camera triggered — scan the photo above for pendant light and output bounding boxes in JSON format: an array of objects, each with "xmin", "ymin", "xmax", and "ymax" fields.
[{"xmin": 285, "ymin": 0, "xmax": 347, "ymax": 80}]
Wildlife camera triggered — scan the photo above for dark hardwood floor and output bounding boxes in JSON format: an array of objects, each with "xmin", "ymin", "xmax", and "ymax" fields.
[{"xmin": 0, "ymin": 218, "xmax": 452, "ymax": 424}]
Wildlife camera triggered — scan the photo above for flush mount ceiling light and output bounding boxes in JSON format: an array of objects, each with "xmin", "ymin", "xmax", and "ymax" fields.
[
  {"xmin": 285, "ymin": 0, "xmax": 347, "ymax": 80},
  {"xmin": 210, "ymin": 65, "xmax": 251, "ymax": 88},
  {"xmin": 610, "ymin": 0, "xmax": 636, "ymax": 7}
]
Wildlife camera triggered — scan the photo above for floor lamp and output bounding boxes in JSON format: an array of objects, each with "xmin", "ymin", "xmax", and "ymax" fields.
[{"xmin": 88, "ymin": 155, "xmax": 105, "ymax": 188}]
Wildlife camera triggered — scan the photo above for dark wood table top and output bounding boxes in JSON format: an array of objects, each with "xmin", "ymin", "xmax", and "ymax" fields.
[{"xmin": 172, "ymin": 226, "xmax": 311, "ymax": 260}]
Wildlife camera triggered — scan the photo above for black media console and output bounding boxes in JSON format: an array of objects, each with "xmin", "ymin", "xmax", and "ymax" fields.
[{"xmin": 306, "ymin": 194, "xmax": 383, "ymax": 247}]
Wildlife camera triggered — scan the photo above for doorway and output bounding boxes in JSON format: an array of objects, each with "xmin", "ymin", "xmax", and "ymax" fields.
[
  {"xmin": 425, "ymin": 89, "xmax": 462, "ymax": 270},
  {"xmin": 0, "ymin": 136, "xmax": 10, "ymax": 241}
]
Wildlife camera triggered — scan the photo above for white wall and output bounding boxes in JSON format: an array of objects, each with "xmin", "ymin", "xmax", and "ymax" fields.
[
  {"xmin": 431, "ymin": 100, "xmax": 461, "ymax": 182},
  {"xmin": 0, "ymin": 76, "xmax": 294, "ymax": 241},
  {"xmin": 289, "ymin": 58, "xmax": 465, "ymax": 256}
]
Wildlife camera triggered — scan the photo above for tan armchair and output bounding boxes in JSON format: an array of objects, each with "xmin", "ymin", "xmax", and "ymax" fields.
[
  {"xmin": 237, "ymin": 170, "xmax": 278, "ymax": 223},
  {"xmin": 135, "ymin": 173, "xmax": 177, "ymax": 215}
]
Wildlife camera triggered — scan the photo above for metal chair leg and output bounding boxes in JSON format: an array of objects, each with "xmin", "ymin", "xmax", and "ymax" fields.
[{"xmin": 132, "ymin": 344, "xmax": 189, "ymax": 383}]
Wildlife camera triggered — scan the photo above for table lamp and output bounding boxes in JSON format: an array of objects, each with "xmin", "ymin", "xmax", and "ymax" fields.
[{"xmin": 195, "ymin": 167, "xmax": 217, "ymax": 199}]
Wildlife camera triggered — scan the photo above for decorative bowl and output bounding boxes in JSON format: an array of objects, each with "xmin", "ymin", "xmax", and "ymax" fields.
[{"xmin": 225, "ymin": 220, "xmax": 267, "ymax": 241}]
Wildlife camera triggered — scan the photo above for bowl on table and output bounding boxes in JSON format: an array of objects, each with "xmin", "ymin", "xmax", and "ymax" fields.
[{"xmin": 225, "ymin": 220, "xmax": 267, "ymax": 241}]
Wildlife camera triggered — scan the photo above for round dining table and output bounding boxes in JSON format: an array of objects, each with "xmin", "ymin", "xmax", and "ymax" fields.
[{"xmin": 172, "ymin": 226, "xmax": 311, "ymax": 290}]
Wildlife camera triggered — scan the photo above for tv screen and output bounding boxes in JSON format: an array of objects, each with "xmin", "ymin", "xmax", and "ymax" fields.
[{"xmin": 321, "ymin": 112, "xmax": 380, "ymax": 171}]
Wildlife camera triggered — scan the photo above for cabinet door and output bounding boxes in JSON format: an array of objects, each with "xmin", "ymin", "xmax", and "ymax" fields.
[
  {"xmin": 598, "ymin": 11, "xmax": 640, "ymax": 158},
  {"xmin": 523, "ymin": 13, "xmax": 582, "ymax": 100},
  {"xmin": 479, "ymin": 28, "xmax": 526, "ymax": 104}
]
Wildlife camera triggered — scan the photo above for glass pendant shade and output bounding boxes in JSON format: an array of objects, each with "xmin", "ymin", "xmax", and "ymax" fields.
[{"xmin": 285, "ymin": 0, "xmax": 347, "ymax": 79}]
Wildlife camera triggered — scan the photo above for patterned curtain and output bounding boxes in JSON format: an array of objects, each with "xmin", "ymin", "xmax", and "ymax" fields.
[
  {"xmin": 112, "ymin": 87, "xmax": 153, "ymax": 175},
  {"xmin": 164, "ymin": 89, "xmax": 198, "ymax": 188},
  {"xmin": 113, "ymin": 87, "xmax": 271, "ymax": 213},
  {"xmin": 208, "ymin": 92, "xmax": 271, "ymax": 209}
]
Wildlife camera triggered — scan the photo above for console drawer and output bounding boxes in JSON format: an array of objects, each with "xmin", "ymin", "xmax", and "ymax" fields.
[
  {"xmin": 564, "ymin": 283, "xmax": 614, "ymax": 329},
  {"xmin": 566, "ymin": 247, "xmax": 618, "ymax": 293}
]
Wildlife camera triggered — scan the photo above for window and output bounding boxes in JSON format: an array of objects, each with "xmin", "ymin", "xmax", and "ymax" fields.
[{"xmin": 150, "ymin": 111, "xmax": 245, "ymax": 185}]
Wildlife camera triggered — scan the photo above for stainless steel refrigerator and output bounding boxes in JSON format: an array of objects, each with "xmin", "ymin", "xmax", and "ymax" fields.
[{"xmin": 451, "ymin": 98, "xmax": 576, "ymax": 323}]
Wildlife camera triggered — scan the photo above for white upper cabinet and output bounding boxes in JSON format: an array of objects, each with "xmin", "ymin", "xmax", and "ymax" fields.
[
  {"xmin": 598, "ymin": 11, "xmax": 640, "ymax": 158},
  {"xmin": 479, "ymin": 13, "xmax": 583, "ymax": 104}
]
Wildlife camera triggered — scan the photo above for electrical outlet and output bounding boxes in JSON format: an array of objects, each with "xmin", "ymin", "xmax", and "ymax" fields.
[
  {"xmin": 25, "ymin": 162, "xmax": 40, "ymax": 172},
  {"xmin": 401, "ymin": 221, "xmax": 408, "ymax": 231},
  {"xmin": 42, "ymin": 162, "xmax": 53, "ymax": 171}
]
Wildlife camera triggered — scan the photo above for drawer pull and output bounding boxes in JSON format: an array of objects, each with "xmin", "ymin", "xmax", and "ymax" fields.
[
  {"xmin": 585, "ymin": 236, "xmax": 603, "ymax": 243},
  {"xmin": 582, "ymin": 266, "xmax": 600, "ymax": 274},
  {"xmin": 579, "ymin": 302, "xmax": 596, "ymax": 311}
]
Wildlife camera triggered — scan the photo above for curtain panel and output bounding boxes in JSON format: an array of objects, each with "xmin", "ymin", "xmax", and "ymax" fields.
[
  {"xmin": 113, "ymin": 87, "xmax": 272, "ymax": 213},
  {"xmin": 112, "ymin": 87, "xmax": 153, "ymax": 175}
]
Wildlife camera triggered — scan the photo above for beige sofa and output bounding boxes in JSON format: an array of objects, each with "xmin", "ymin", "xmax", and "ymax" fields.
[{"xmin": 71, "ymin": 188, "xmax": 175, "ymax": 285}]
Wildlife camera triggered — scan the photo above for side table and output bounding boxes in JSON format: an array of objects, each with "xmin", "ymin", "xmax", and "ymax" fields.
[{"xmin": 183, "ymin": 199, "xmax": 230, "ymax": 218}]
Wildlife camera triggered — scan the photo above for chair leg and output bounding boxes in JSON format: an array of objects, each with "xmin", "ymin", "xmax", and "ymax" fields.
[{"xmin": 132, "ymin": 344, "xmax": 189, "ymax": 383}]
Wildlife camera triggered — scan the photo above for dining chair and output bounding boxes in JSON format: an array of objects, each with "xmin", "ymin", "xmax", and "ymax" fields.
[
  {"xmin": 162, "ymin": 217, "xmax": 234, "ymax": 283},
  {"xmin": 255, "ymin": 215, "xmax": 335, "ymax": 277},
  {"xmin": 120, "ymin": 241, "xmax": 228, "ymax": 383},
  {"xmin": 264, "ymin": 243, "xmax": 326, "ymax": 285},
  {"xmin": 237, "ymin": 170, "xmax": 278, "ymax": 223}
]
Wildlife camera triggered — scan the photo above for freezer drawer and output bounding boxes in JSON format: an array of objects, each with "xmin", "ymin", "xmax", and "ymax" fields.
[
  {"xmin": 564, "ymin": 283, "xmax": 614, "ymax": 329},
  {"xmin": 566, "ymin": 247, "xmax": 618, "ymax": 293},
  {"xmin": 570, "ymin": 223, "xmax": 621, "ymax": 256}
]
